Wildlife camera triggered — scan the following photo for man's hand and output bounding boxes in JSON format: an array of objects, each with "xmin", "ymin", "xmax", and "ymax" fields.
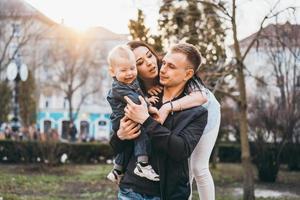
[
  {"xmin": 124, "ymin": 96, "xmax": 150, "ymax": 124},
  {"xmin": 117, "ymin": 116, "xmax": 141, "ymax": 140}
]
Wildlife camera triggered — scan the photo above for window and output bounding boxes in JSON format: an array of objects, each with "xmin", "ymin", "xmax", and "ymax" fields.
[
  {"xmin": 12, "ymin": 23, "xmax": 21, "ymax": 37},
  {"xmin": 9, "ymin": 43, "xmax": 18, "ymax": 59},
  {"xmin": 63, "ymin": 97, "xmax": 68, "ymax": 109},
  {"xmin": 45, "ymin": 97, "xmax": 51, "ymax": 108},
  {"xmin": 61, "ymin": 120, "xmax": 70, "ymax": 139},
  {"xmin": 80, "ymin": 121, "xmax": 89, "ymax": 139},
  {"xmin": 98, "ymin": 121, "xmax": 107, "ymax": 126},
  {"xmin": 44, "ymin": 120, "xmax": 51, "ymax": 134},
  {"xmin": 45, "ymin": 100, "xmax": 49, "ymax": 108}
]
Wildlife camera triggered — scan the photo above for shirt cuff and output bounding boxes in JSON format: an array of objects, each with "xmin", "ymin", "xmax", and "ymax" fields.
[{"xmin": 142, "ymin": 116, "xmax": 154, "ymax": 127}]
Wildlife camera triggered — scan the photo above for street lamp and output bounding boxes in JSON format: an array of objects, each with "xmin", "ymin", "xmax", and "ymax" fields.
[{"xmin": 6, "ymin": 55, "xmax": 28, "ymax": 132}]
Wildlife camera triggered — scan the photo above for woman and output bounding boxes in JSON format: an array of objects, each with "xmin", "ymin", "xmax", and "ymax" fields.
[{"xmin": 114, "ymin": 41, "xmax": 220, "ymax": 200}]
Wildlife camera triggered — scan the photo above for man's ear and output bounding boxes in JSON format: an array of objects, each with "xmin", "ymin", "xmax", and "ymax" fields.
[
  {"xmin": 108, "ymin": 66, "xmax": 115, "ymax": 77},
  {"xmin": 184, "ymin": 68, "xmax": 194, "ymax": 81}
]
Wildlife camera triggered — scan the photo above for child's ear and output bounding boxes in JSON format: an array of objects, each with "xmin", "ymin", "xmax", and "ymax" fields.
[{"xmin": 108, "ymin": 66, "xmax": 115, "ymax": 76}]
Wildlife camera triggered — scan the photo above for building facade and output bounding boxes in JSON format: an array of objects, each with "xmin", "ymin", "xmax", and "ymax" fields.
[{"xmin": 0, "ymin": 0, "xmax": 129, "ymax": 141}]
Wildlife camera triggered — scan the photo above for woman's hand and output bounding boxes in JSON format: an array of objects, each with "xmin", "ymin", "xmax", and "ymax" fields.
[
  {"xmin": 148, "ymin": 106, "xmax": 161, "ymax": 123},
  {"xmin": 124, "ymin": 96, "xmax": 150, "ymax": 124},
  {"xmin": 146, "ymin": 96, "xmax": 159, "ymax": 105},
  {"xmin": 158, "ymin": 103, "xmax": 171, "ymax": 124},
  {"xmin": 147, "ymin": 85, "xmax": 163, "ymax": 96},
  {"xmin": 117, "ymin": 116, "xmax": 141, "ymax": 140}
]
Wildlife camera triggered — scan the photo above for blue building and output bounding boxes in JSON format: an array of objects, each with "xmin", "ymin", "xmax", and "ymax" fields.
[{"xmin": 37, "ymin": 108, "xmax": 111, "ymax": 141}]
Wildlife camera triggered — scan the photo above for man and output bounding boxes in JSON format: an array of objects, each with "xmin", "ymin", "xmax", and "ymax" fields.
[{"xmin": 110, "ymin": 43, "xmax": 208, "ymax": 200}]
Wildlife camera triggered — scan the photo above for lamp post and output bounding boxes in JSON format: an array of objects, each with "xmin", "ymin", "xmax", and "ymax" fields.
[{"xmin": 6, "ymin": 54, "xmax": 28, "ymax": 133}]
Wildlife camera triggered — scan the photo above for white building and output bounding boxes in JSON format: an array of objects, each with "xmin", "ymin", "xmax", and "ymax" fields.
[
  {"xmin": 0, "ymin": 0, "xmax": 129, "ymax": 141},
  {"xmin": 236, "ymin": 22, "xmax": 300, "ymax": 101},
  {"xmin": 226, "ymin": 22, "xmax": 300, "ymax": 142}
]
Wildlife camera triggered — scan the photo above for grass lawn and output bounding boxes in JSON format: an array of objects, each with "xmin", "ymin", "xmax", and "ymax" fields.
[{"xmin": 0, "ymin": 163, "xmax": 299, "ymax": 200}]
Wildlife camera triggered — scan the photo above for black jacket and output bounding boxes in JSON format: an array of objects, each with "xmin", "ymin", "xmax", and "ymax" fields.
[
  {"xmin": 110, "ymin": 97, "xmax": 208, "ymax": 200},
  {"xmin": 107, "ymin": 78, "xmax": 144, "ymax": 133}
]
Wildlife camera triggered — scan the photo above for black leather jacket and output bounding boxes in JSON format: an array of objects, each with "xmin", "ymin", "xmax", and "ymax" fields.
[{"xmin": 110, "ymin": 92, "xmax": 208, "ymax": 200}]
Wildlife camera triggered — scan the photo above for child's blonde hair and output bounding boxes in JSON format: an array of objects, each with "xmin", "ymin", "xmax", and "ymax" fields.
[{"xmin": 107, "ymin": 45, "xmax": 135, "ymax": 68}]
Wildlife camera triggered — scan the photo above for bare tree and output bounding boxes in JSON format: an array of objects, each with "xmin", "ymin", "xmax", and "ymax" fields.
[
  {"xmin": 0, "ymin": 8, "xmax": 49, "ymax": 77},
  {"xmin": 196, "ymin": 0, "xmax": 297, "ymax": 199},
  {"xmin": 0, "ymin": 2, "xmax": 54, "ymax": 125},
  {"xmin": 248, "ymin": 20, "xmax": 300, "ymax": 181},
  {"xmin": 265, "ymin": 21, "xmax": 300, "ymax": 144},
  {"xmin": 46, "ymin": 31, "xmax": 102, "ymax": 129}
]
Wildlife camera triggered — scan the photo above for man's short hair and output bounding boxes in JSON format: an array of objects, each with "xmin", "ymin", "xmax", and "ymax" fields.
[
  {"xmin": 107, "ymin": 45, "xmax": 135, "ymax": 67},
  {"xmin": 170, "ymin": 43, "xmax": 202, "ymax": 73}
]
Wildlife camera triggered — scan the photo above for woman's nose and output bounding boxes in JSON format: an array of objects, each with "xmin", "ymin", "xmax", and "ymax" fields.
[{"xmin": 145, "ymin": 58, "xmax": 152, "ymax": 66}]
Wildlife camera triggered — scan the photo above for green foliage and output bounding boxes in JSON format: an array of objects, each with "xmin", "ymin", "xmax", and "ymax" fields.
[
  {"xmin": 0, "ymin": 164, "xmax": 117, "ymax": 200},
  {"xmin": 1, "ymin": 140, "xmax": 299, "ymax": 172},
  {"xmin": 253, "ymin": 146, "xmax": 279, "ymax": 182},
  {"xmin": 216, "ymin": 142, "xmax": 300, "ymax": 168},
  {"xmin": 0, "ymin": 81, "xmax": 11, "ymax": 123},
  {"xmin": 149, "ymin": 35, "xmax": 164, "ymax": 54},
  {"xmin": 0, "ymin": 140, "xmax": 113, "ymax": 164},
  {"xmin": 128, "ymin": 9, "xmax": 150, "ymax": 43},
  {"xmin": 1, "ymin": 163, "xmax": 299, "ymax": 200},
  {"xmin": 158, "ymin": 0, "xmax": 226, "ymax": 63},
  {"xmin": 217, "ymin": 143, "xmax": 241, "ymax": 163},
  {"xmin": 286, "ymin": 144, "xmax": 300, "ymax": 171},
  {"xmin": 128, "ymin": 9, "xmax": 163, "ymax": 53},
  {"xmin": 19, "ymin": 70, "xmax": 37, "ymax": 126},
  {"xmin": 158, "ymin": 0, "xmax": 227, "ymax": 88}
]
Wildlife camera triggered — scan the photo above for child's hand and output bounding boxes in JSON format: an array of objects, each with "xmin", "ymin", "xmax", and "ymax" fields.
[
  {"xmin": 148, "ymin": 106, "xmax": 161, "ymax": 123},
  {"xmin": 147, "ymin": 85, "xmax": 163, "ymax": 96},
  {"xmin": 158, "ymin": 103, "xmax": 171, "ymax": 124},
  {"xmin": 147, "ymin": 96, "xmax": 159, "ymax": 105}
]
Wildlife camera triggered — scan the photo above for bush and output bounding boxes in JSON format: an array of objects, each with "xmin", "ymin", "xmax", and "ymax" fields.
[
  {"xmin": 1, "ymin": 140, "xmax": 299, "ymax": 170},
  {"xmin": 253, "ymin": 147, "xmax": 279, "ymax": 182},
  {"xmin": 285, "ymin": 144, "xmax": 300, "ymax": 171},
  {"xmin": 216, "ymin": 142, "xmax": 300, "ymax": 167},
  {"xmin": 217, "ymin": 143, "xmax": 241, "ymax": 163},
  {"xmin": 0, "ymin": 140, "xmax": 113, "ymax": 164}
]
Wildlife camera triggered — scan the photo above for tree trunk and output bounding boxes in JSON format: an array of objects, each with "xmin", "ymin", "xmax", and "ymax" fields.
[
  {"xmin": 68, "ymin": 95, "xmax": 73, "ymax": 123},
  {"xmin": 231, "ymin": 0, "xmax": 255, "ymax": 197},
  {"xmin": 237, "ymin": 62, "xmax": 255, "ymax": 200},
  {"xmin": 67, "ymin": 94, "xmax": 74, "ymax": 142}
]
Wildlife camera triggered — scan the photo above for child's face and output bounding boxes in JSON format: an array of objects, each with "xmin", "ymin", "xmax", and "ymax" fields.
[{"xmin": 112, "ymin": 58, "xmax": 137, "ymax": 84}]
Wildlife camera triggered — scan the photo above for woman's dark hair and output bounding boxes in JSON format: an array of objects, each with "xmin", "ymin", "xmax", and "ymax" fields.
[
  {"xmin": 127, "ymin": 41, "xmax": 161, "ymax": 92},
  {"xmin": 185, "ymin": 75, "xmax": 206, "ymax": 94},
  {"xmin": 127, "ymin": 41, "xmax": 162, "ymax": 67},
  {"xmin": 127, "ymin": 41, "xmax": 205, "ymax": 93}
]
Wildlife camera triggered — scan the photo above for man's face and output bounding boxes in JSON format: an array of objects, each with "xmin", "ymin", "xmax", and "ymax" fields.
[{"xmin": 159, "ymin": 52, "xmax": 193, "ymax": 88}]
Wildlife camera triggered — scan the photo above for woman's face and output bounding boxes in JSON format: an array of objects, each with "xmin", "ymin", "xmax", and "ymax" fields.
[{"xmin": 132, "ymin": 46, "xmax": 159, "ymax": 80}]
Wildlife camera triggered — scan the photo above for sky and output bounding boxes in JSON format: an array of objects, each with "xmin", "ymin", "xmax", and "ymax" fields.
[
  {"xmin": 25, "ymin": 0, "xmax": 300, "ymax": 43},
  {"xmin": 25, "ymin": 0, "xmax": 160, "ymax": 33}
]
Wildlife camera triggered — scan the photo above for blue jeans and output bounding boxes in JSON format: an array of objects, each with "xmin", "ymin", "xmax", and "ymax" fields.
[
  {"xmin": 118, "ymin": 187, "xmax": 160, "ymax": 200},
  {"xmin": 115, "ymin": 131, "xmax": 150, "ymax": 166}
]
